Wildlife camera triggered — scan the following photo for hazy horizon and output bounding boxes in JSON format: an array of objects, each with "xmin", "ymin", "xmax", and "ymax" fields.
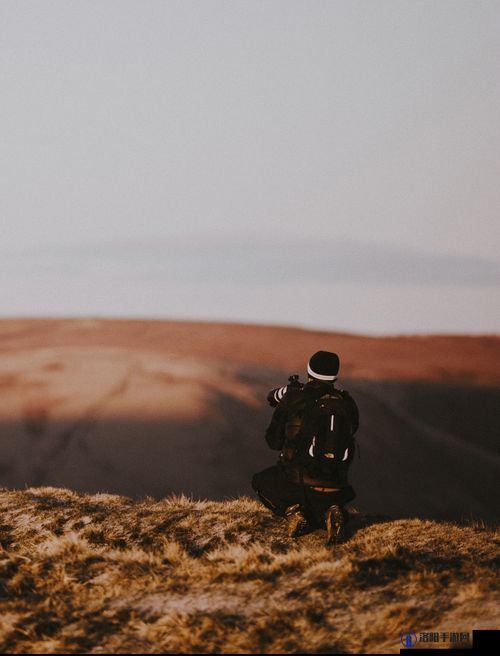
[{"xmin": 1, "ymin": 233, "xmax": 499, "ymax": 335}]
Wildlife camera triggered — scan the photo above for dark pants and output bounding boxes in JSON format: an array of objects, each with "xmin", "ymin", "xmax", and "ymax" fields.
[{"xmin": 252, "ymin": 464, "xmax": 356, "ymax": 527}]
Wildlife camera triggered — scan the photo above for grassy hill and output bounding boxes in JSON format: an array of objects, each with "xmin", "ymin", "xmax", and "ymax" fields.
[{"xmin": 1, "ymin": 486, "xmax": 498, "ymax": 653}]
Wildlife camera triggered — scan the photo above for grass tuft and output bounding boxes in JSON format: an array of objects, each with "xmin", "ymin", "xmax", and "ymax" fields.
[{"xmin": 0, "ymin": 486, "xmax": 498, "ymax": 653}]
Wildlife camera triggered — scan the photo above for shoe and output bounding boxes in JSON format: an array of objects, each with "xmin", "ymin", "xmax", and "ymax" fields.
[
  {"xmin": 285, "ymin": 504, "xmax": 308, "ymax": 538},
  {"xmin": 325, "ymin": 505, "xmax": 345, "ymax": 545}
]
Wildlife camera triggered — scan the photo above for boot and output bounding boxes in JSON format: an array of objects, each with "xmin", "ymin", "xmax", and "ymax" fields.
[
  {"xmin": 285, "ymin": 504, "xmax": 307, "ymax": 538},
  {"xmin": 325, "ymin": 505, "xmax": 345, "ymax": 545}
]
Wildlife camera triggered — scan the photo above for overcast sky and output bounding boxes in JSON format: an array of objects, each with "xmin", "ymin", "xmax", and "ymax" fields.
[{"xmin": 1, "ymin": 1, "xmax": 499, "ymax": 334}]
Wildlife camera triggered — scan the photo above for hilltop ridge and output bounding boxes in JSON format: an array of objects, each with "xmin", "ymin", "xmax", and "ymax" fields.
[
  {"xmin": 0, "ymin": 486, "xmax": 498, "ymax": 653},
  {"xmin": 1, "ymin": 318, "xmax": 499, "ymax": 384}
]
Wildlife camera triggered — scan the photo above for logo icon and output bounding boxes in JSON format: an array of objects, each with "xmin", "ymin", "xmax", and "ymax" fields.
[{"xmin": 401, "ymin": 632, "xmax": 418, "ymax": 648}]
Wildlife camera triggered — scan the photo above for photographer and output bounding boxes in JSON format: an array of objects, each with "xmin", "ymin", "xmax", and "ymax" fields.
[{"xmin": 252, "ymin": 351, "xmax": 359, "ymax": 545}]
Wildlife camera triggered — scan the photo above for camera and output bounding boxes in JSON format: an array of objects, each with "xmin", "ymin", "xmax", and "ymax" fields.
[{"xmin": 267, "ymin": 374, "xmax": 304, "ymax": 407}]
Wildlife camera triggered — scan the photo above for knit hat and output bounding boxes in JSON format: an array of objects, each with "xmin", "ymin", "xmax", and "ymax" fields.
[{"xmin": 307, "ymin": 351, "xmax": 340, "ymax": 382}]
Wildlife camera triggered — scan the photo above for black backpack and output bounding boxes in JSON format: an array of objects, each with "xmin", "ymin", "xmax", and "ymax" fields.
[{"xmin": 295, "ymin": 390, "xmax": 355, "ymax": 479}]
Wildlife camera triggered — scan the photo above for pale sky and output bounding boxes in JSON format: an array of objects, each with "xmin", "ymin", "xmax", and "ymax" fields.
[{"xmin": 1, "ymin": 1, "xmax": 499, "ymax": 334}]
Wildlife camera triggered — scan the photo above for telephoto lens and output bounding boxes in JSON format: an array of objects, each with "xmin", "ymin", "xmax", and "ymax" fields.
[
  {"xmin": 266, "ymin": 375, "xmax": 303, "ymax": 406},
  {"xmin": 267, "ymin": 385, "xmax": 289, "ymax": 407}
]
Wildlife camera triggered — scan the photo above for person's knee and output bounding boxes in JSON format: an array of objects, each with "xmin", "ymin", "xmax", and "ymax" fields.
[{"xmin": 251, "ymin": 468, "xmax": 268, "ymax": 492}]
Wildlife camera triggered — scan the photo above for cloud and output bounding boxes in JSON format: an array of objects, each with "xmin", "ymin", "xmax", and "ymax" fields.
[{"xmin": 2, "ymin": 236, "xmax": 499, "ymax": 287}]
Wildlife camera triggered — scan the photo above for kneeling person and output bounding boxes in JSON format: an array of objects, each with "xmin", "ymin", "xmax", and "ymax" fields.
[{"xmin": 252, "ymin": 351, "xmax": 359, "ymax": 545}]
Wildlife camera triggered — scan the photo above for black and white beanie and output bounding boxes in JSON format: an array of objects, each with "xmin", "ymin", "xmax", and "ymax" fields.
[{"xmin": 307, "ymin": 351, "xmax": 340, "ymax": 382}]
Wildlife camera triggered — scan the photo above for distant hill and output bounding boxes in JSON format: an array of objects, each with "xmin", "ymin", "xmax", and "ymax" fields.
[
  {"xmin": 1, "ymin": 318, "xmax": 500, "ymax": 383},
  {"xmin": 0, "ymin": 319, "xmax": 499, "ymax": 523}
]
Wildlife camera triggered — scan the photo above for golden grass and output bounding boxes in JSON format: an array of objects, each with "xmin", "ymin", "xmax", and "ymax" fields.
[{"xmin": 0, "ymin": 486, "xmax": 498, "ymax": 653}]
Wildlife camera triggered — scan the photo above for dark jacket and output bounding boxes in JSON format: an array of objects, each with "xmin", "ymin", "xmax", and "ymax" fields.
[{"xmin": 265, "ymin": 380, "xmax": 359, "ymax": 487}]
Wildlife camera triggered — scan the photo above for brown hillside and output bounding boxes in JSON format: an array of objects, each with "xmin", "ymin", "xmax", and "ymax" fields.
[
  {"xmin": 1, "ymin": 318, "xmax": 499, "ymax": 385},
  {"xmin": 0, "ymin": 319, "xmax": 498, "ymax": 524}
]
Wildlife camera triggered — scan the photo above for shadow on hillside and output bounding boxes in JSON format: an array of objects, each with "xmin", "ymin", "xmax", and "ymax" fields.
[
  {"xmin": 0, "ymin": 377, "xmax": 499, "ymax": 526},
  {"xmin": 345, "ymin": 378, "xmax": 500, "ymax": 526},
  {"xmin": 344, "ymin": 511, "xmax": 393, "ymax": 533},
  {"xmin": 0, "ymin": 416, "xmax": 272, "ymax": 503}
]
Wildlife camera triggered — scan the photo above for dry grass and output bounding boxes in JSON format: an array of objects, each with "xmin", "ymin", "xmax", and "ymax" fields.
[{"xmin": 0, "ymin": 487, "xmax": 498, "ymax": 653}]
